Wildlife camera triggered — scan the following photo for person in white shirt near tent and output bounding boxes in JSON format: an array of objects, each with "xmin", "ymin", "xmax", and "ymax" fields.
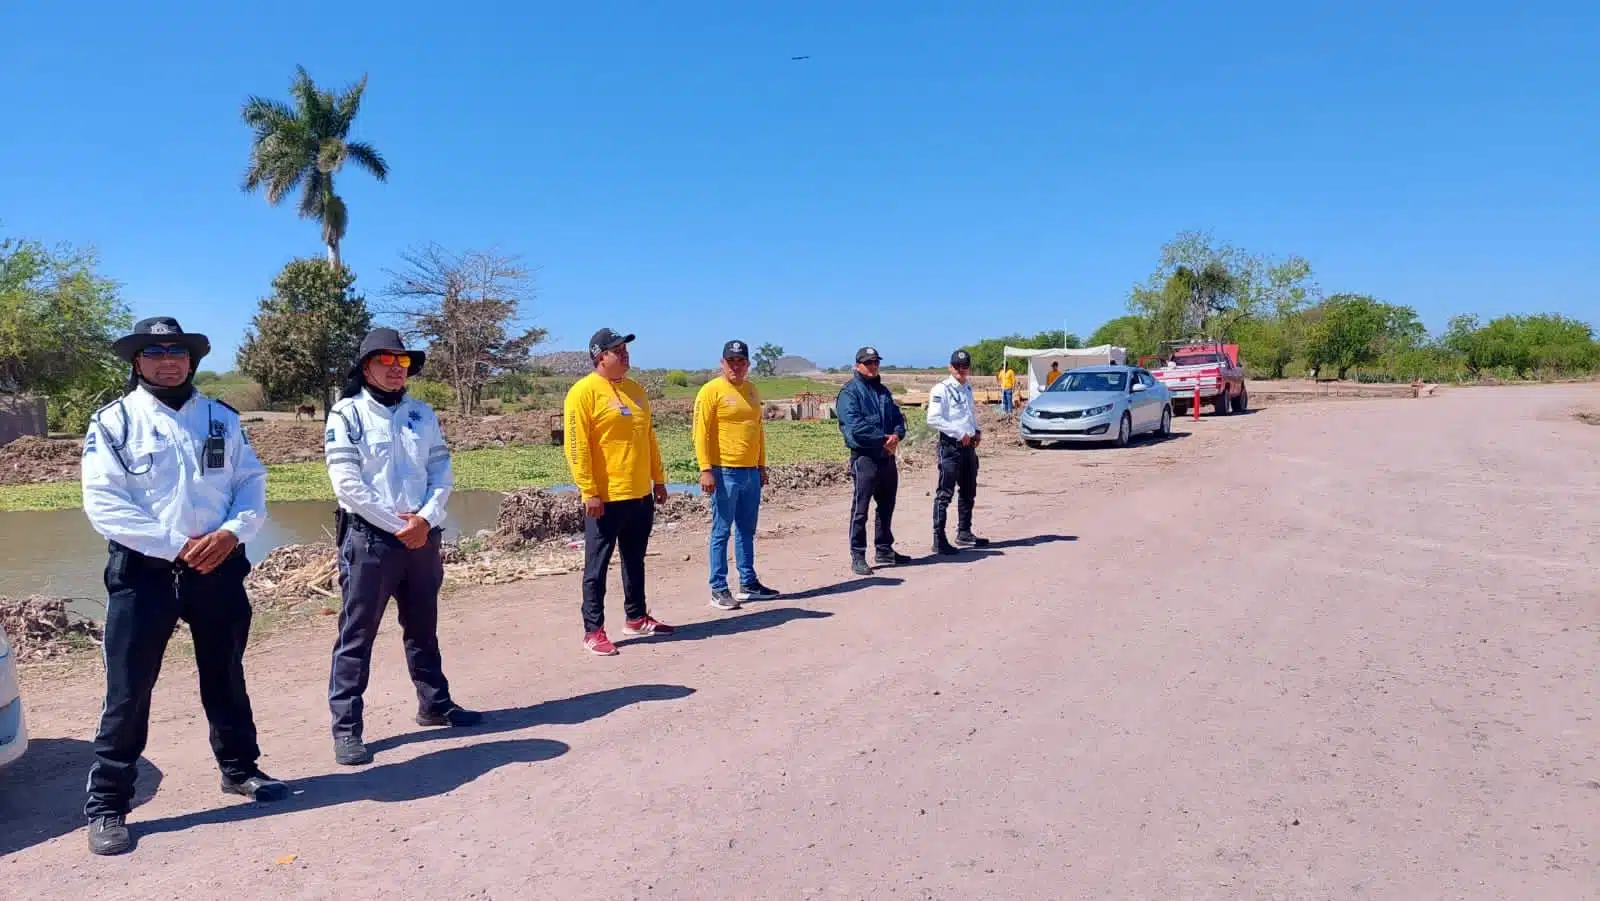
[
  {"xmin": 80, "ymin": 316, "xmax": 287, "ymax": 857},
  {"xmin": 926, "ymin": 349, "xmax": 990, "ymax": 555}
]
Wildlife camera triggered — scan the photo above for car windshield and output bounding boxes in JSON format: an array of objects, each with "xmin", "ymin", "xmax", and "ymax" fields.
[{"xmin": 1050, "ymin": 370, "xmax": 1127, "ymax": 393}]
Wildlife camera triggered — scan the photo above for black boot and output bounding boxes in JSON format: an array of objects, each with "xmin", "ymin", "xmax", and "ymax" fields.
[
  {"xmin": 933, "ymin": 534, "xmax": 960, "ymax": 555},
  {"xmin": 417, "ymin": 705, "xmax": 484, "ymax": 728},
  {"xmin": 851, "ymin": 555, "xmax": 873, "ymax": 576},
  {"xmin": 955, "ymin": 530, "xmax": 989, "ymax": 548},
  {"xmin": 334, "ymin": 733, "xmax": 373, "ymax": 766},
  {"xmin": 221, "ymin": 771, "xmax": 290, "ymax": 802},
  {"xmin": 87, "ymin": 814, "xmax": 133, "ymax": 856}
]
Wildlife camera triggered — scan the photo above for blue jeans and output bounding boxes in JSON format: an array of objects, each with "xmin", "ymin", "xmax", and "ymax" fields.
[
  {"xmin": 1002, "ymin": 389, "xmax": 1013, "ymax": 414},
  {"xmin": 708, "ymin": 466, "xmax": 762, "ymax": 591}
]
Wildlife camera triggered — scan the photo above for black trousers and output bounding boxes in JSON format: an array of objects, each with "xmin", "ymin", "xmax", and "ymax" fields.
[
  {"xmin": 849, "ymin": 452, "xmax": 899, "ymax": 557},
  {"xmin": 933, "ymin": 438, "xmax": 980, "ymax": 538},
  {"xmin": 328, "ymin": 516, "xmax": 452, "ymax": 738},
  {"xmin": 582, "ymin": 495, "xmax": 655, "ymax": 632},
  {"xmin": 86, "ymin": 543, "xmax": 260, "ymax": 818}
]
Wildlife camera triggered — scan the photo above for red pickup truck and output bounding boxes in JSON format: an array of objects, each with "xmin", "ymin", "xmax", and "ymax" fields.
[{"xmin": 1142, "ymin": 340, "xmax": 1248, "ymax": 415}]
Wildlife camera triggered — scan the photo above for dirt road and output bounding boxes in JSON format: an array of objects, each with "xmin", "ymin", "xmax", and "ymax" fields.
[{"xmin": 4, "ymin": 385, "xmax": 1597, "ymax": 899}]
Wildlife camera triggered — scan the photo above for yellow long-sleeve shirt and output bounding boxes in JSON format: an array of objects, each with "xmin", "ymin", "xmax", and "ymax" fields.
[
  {"xmin": 998, "ymin": 368, "xmax": 1016, "ymax": 389},
  {"xmin": 692, "ymin": 376, "xmax": 766, "ymax": 470},
  {"xmin": 563, "ymin": 372, "xmax": 666, "ymax": 502}
]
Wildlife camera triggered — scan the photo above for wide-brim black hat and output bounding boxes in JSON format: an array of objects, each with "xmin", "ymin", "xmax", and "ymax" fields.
[
  {"xmin": 111, "ymin": 316, "xmax": 211, "ymax": 364},
  {"xmin": 349, "ymin": 327, "xmax": 426, "ymax": 377}
]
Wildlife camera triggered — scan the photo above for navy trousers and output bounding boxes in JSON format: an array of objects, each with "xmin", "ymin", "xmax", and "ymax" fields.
[
  {"xmin": 86, "ymin": 544, "xmax": 260, "ymax": 818},
  {"xmin": 328, "ymin": 515, "xmax": 452, "ymax": 738}
]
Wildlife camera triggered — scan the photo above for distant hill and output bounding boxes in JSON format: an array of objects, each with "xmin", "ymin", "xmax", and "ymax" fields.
[
  {"xmin": 772, "ymin": 354, "xmax": 820, "ymax": 375},
  {"xmin": 531, "ymin": 351, "xmax": 594, "ymax": 375}
]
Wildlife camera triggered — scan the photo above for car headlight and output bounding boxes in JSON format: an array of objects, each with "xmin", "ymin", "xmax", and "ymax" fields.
[{"xmin": 1083, "ymin": 404, "xmax": 1113, "ymax": 417}]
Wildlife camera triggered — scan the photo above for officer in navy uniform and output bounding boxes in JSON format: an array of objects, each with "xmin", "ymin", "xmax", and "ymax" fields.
[
  {"xmin": 80, "ymin": 316, "xmax": 286, "ymax": 857},
  {"xmin": 324, "ymin": 328, "xmax": 482, "ymax": 767}
]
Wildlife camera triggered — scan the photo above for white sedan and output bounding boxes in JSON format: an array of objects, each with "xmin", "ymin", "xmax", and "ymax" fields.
[{"xmin": 0, "ymin": 624, "xmax": 27, "ymax": 768}]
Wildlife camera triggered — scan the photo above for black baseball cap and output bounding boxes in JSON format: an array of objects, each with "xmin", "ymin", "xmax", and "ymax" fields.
[
  {"xmin": 950, "ymin": 349, "xmax": 972, "ymax": 368},
  {"xmin": 855, "ymin": 345, "xmax": 882, "ymax": 364},
  {"xmin": 723, "ymin": 339, "xmax": 750, "ymax": 360},
  {"xmin": 588, "ymin": 328, "xmax": 635, "ymax": 359}
]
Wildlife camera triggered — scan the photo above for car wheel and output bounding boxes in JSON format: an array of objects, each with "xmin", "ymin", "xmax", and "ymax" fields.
[
  {"xmin": 1158, "ymin": 404, "xmax": 1172, "ymax": 437},
  {"xmin": 1114, "ymin": 412, "xmax": 1132, "ymax": 447},
  {"xmin": 1236, "ymin": 386, "xmax": 1248, "ymax": 412},
  {"xmin": 1212, "ymin": 391, "xmax": 1230, "ymax": 416}
]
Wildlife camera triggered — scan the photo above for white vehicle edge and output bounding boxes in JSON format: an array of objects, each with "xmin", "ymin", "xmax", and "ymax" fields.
[{"xmin": 0, "ymin": 623, "xmax": 28, "ymax": 768}]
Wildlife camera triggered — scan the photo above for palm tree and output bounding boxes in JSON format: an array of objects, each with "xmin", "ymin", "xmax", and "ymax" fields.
[{"xmin": 241, "ymin": 66, "xmax": 389, "ymax": 271}]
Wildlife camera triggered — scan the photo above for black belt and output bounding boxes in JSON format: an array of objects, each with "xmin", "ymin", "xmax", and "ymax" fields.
[{"xmin": 108, "ymin": 540, "xmax": 245, "ymax": 571}]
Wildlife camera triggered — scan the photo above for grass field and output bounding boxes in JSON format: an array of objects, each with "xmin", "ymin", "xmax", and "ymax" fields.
[
  {"xmin": 0, "ymin": 420, "xmax": 852, "ymax": 512},
  {"xmin": 659, "ymin": 376, "xmax": 841, "ymax": 401}
]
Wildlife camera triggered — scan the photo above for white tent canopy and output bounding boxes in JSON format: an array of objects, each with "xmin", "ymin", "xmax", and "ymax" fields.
[{"xmin": 1002, "ymin": 344, "xmax": 1127, "ymax": 393}]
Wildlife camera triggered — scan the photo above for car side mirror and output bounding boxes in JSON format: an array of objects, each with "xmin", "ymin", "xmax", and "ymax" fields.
[{"xmin": 1132, "ymin": 382, "xmax": 1147, "ymax": 392}]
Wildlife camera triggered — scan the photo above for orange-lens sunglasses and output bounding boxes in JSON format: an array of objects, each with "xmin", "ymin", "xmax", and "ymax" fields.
[{"xmin": 373, "ymin": 352, "xmax": 412, "ymax": 368}]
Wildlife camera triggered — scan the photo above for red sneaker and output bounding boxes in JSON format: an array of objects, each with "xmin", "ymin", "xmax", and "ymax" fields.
[
  {"xmin": 622, "ymin": 616, "xmax": 675, "ymax": 637},
  {"xmin": 583, "ymin": 629, "xmax": 618, "ymax": 656}
]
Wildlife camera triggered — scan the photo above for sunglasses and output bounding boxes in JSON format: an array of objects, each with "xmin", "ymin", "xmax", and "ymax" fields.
[
  {"xmin": 139, "ymin": 345, "xmax": 190, "ymax": 359},
  {"xmin": 372, "ymin": 352, "xmax": 412, "ymax": 369}
]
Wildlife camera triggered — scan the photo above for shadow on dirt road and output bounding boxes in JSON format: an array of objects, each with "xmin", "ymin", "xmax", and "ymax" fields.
[
  {"xmin": 0, "ymin": 737, "xmax": 164, "ymax": 857},
  {"xmin": 369, "ymin": 683, "xmax": 697, "ymax": 755},
  {"xmin": 615, "ymin": 606, "xmax": 833, "ymax": 647},
  {"xmin": 131, "ymin": 683, "xmax": 700, "ymax": 846}
]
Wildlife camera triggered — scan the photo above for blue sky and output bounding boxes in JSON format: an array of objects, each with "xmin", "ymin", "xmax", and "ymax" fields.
[{"xmin": 3, "ymin": 1, "xmax": 1596, "ymax": 369}]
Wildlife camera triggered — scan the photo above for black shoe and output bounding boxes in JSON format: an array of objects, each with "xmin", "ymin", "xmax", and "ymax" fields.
[
  {"xmin": 709, "ymin": 588, "xmax": 741, "ymax": 610},
  {"xmin": 955, "ymin": 532, "xmax": 990, "ymax": 548},
  {"xmin": 874, "ymin": 551, "xmax": 912, "ymax": 566},
  {"xmin": 87, "ymin": 814, "xmax": 132, "ymax": 856},
  {"xmin": 737, "ymin": 581, "xmax": 780, "ymax": 601},
  {"xmin": 333, "ymin": 734, "xmax": 373, "ymax": 766},
  {"xmin": 417, "ymin": 705, "xmax": 484, "ymax": 728},
  {"xmin": 851, "ymin": 556, "xmax": 873, "ymax": 576},
  {"xmin": 933, "ymin": 538, "xmax": 960, "ymax": 556},
  {"xmin": 222, "ymin": 771, "xmax": 289, "ymax": 802}
]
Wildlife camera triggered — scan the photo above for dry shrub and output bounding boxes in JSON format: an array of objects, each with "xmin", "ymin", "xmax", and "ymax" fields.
[
  {"xmin": 491, "ymin": 488, "xmax": 587, "ymax": 547},
  {"xmin": 219, "ymin": 382, "xmax": 269, "ymax": 413},
  {"xmin": 0, "ymin": 596, "xmax": 103, "ymax": 662},
  {"xmin": 246, "ymin": 543, "xmax": 339, "ymax": 607}
]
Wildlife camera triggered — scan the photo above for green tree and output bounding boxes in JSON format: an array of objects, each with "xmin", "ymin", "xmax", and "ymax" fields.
[
  {"xmin": 960, "ymin": 330, "xmax": 1079, "ymax": 375},
  {"xmin": 0, "ymin": 236, "xmax": 132, "ymax": 431},
  {"xmin": 1128, "ymin": 231, "xmax": 1318, "ymax": 346},
  {"xmin": 1086, "ymin": 316, "xmax": 1151, "ymax": 358},
  {"xmin": 237, "ymin": 258, "xmax": 372, "ymax": 413},
  {"xmin": 754, "ymin": 343, "xmax": 784, "ymax": 377},
  {"xmin": 241, "ymin": 66, "xmax": 389, "ymax": 271},
  {"xmin": 1301, "ymin": 293, "xmax": 1418, "ymax": 380}
]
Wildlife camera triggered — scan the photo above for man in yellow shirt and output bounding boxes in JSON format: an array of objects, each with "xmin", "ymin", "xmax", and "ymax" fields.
[
  {"xmin": 562, "ymin": 328, "xmax": 675, "ymax": 656},
  {"xmin": 998, "ymin": 362, "xmax": 1016, "ymax": 414},
  {"xmin": 1045, "ymin": 361, "xmax": 1062, "ymax": 387},
  {"xmin": 693, "ymin": 340, "xmax": 780, "ymax": 610}
]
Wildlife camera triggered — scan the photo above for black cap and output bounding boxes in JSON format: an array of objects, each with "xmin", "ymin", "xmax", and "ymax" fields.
[
  {"xmin": 950, "ymin": 349, "xmax": 972, "ymax": 368},
  {"xmin": 350, "ymin": 327, "xmax": 425, "ymax": 377},
  {"xmin": 589, "ymin": 328, "xmax": 635, "ymax": 360},
  {"xmin": 855, "ymin": 345, "xmax": 882, "ymax": 364},
  {"xmin": 722, "ymin": 339, "xmax": 750, "ymax": 360},
  {"xmin": 111, "ymin": 316, "xmax": 211, "ymax": 364}
]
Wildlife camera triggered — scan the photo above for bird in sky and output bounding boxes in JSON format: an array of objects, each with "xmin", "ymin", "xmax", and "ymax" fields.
[{"xmin": 791, "ymin": 55, "xmax": 809, "ymax": 61}]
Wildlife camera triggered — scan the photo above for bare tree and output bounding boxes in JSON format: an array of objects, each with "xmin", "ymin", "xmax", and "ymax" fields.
[{"xmin": 383, "ymin": 243, "xmax": 546, "ymax": 414}]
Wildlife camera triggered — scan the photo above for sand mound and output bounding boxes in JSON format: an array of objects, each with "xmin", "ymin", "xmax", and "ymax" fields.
[
  {"xmin": 0, "ymin": 436, "xmax": 82, "ymax": 485},
  {"xmin": 491, "ymin": 489, "xmax": 587, "ymax": 547}
]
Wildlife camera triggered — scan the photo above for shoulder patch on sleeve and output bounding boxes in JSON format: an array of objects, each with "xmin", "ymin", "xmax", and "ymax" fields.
[
  {"xmin": 83, "ymin": 429, "xmax": 98, "ymax": 456},
  {"xmin": 326, "ymin": 428, "xmax": 337, "ymax": 445}
]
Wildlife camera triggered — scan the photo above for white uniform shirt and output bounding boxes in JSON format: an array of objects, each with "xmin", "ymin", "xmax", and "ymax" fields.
[
  {"xmin": 324, "ymin": 389, "xmax": 453, "ymax": 534},
  {"xmin": 926, "ymin": 375, "xmax": 981, "ymax": 441},
  {"xmin": 80, "ymin": 387, "xmax": 269, "ymax": 561}
]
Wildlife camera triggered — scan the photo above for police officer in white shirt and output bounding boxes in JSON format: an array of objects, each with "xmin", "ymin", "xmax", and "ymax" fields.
[
  {"xmin": 926, "ymin": 349, "xmax": 991, "ymax": 555},
  {"xmin": 324, "ymin": 328, "xmax": 482, "ymax": 767},
  {"xmin": 80, "ymin": 316, "xmax": 286, "ymax": 857}
]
